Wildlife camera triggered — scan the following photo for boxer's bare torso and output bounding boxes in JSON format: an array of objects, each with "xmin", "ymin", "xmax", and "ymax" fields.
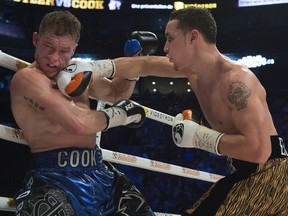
[
  {"xmin": 186, "ymin": 58, "xmax": 277, "ymax": 135},
  {"xmin": 163, "ymin": 18, "xmax": 278, "ymax": 162},
  {"xmin": 183, "ymin": 55, "xmax": 278, "ymax": 162}
]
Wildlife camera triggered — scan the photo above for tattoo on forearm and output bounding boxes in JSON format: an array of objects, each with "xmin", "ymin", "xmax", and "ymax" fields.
[
  {"xmin": 24, "ymin": 96, "xmax": 45, "ymax": 111},
  {"xmin": 227, "ymin": 81, "xmax": 251, "ymax": 111}
]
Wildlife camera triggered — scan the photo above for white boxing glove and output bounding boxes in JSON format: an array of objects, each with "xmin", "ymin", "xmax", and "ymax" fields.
[
  {"xmin": 172, "ymin": 112, "xmax": 224, "ymax": 155},
  {"xmin": 57, "ymin": 60, "xmax": 115, "ymax": 97},
  {"xmin": 57, "ymin": 61, "xmax": 92, "ymax": 97}
]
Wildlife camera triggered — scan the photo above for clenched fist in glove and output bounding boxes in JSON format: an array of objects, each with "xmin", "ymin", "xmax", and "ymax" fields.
[
  {"xmin": 57, "ymin": 60, "xmax": 115, "ymax": 97},
  {"xmin": 101, "ymin": 99, "xmax": 146, "ymax": 130},
  {"xmin": 172, "ymin": 110, "xmax": 224, "ymax": 155}
]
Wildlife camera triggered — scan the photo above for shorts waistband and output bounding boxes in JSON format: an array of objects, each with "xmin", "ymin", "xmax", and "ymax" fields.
[
  {"xmin": 31, "ymin": 147, "xmax": 103, "ymax": 169},
  {"xmin": 270, "ymin": 136, "xmax": 288, "ymax": 158}
]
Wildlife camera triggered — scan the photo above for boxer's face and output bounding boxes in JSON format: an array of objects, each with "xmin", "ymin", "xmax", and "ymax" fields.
[
  {"xmin": 33, "ymin": 32, "xmax": 77, "ymax": 79},
  {"xmin": 164, "ymin": 20, "xmax": 193, "ymax": 71}
]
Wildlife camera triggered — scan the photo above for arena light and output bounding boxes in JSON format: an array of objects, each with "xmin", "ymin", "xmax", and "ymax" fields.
[
  {"xmin": 72, "ymin": 57, "xmax": 94, "ymax": 62},
  {"xmin": 108, "ymin": 0, "xmax": 122, "ymax": 10},
  {"xmin": 225, "ymin": 54, "xmax": 275, "ymax": 68},
  {"xmin": 236, "ymin": 55, "xmax": 274, "ymax": 68},
  {"xmin": 238, "ymin": 0, "xmax": 288, "ymax": 7}
]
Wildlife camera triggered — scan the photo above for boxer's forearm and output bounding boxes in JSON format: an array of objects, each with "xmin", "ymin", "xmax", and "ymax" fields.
[
  {"xmin": 114, "ymin": 56, "xmax": 184, "ymax": 79},
  {"xmin": 89, "ymin": 77, "xmax": 136, "ymax": 104}
]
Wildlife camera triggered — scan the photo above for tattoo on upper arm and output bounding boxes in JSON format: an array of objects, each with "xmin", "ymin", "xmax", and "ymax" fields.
[
  {"xmin": 227, "ymin": 81, "xmax": 251, "ymax": 111},
  {"xmin": 24, "ymin": 96, "xmax": 45, "ymax": 111}
]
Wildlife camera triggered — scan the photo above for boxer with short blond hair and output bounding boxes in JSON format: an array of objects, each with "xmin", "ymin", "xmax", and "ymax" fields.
[{"xmin": 11, "ymin": 10, "xmax": 159, "ymax": 216}]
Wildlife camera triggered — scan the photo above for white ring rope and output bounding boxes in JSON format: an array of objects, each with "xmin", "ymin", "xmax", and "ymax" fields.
[
  {"xmin": 0, "ymin": 50, "xmax": 30, "ymax": 71},
  {"xmin": 101, "ymin": 99, "xmax": 175, "ymax": 126},
  {"xmin": 0, "ymin": 51, "xmax": 224, "ymax": 215},
  {"xmin": 0, "ymin": 197, "xmax": 15, "ymax": 212}
]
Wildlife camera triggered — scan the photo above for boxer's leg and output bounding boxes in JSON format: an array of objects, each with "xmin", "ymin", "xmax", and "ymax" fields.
[
  {"xmin": 14, "ymin": 176, "xmax": 75, "ymax": 216},
  {"xmin": 106, "ymin": 162, "xmax": 155, "ymax": 216},
  {"xmin": 183, "ymin": 158, "xmax": 288, "ymax": 216}
]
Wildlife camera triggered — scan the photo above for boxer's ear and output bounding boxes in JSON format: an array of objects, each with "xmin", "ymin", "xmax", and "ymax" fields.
[
  {"xmin": 72, "ymin": 44, "xmax": 78, "ymax": 53},
  {"xmin": 32, "ymin": 32, "xmax": 40, "ymax": 47},
  {"xmin": 189, "ymin": 29, "xmax": 199, "ymax": 43}
]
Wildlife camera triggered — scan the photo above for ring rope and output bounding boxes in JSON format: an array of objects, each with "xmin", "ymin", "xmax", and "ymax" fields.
[{"xmin": 0, "ymin": 197, "xmax": 15, "ymax": 212}]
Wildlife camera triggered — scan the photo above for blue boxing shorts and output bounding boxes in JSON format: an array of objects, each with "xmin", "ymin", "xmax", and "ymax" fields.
[{"xmin": 14, "ymin": 147, "xmax": 155, "ymax": 216}]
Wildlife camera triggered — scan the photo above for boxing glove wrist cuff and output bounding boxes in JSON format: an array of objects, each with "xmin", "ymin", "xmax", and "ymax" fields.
[
  {"xmin": 101, "ymin": 108, "xmax": 126, "ymax": 130},
  {"xmin": 91, "ymin": 59, "xmax": 115, "ymax": 80},
  {"xmin": 194, "ymin": 126, "xmax": 224, "ymax": 155}
]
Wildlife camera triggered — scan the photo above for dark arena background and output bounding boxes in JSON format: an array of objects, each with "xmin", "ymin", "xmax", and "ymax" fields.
[{"xmin": 1, "ymin": 0, "xmax": 288, "ymax": 215}]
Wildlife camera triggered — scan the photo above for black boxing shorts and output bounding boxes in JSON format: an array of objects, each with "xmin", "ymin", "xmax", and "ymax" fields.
[{"xmin": 183, "ymin": 136, "xmax": 288, "ymax": 216}]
